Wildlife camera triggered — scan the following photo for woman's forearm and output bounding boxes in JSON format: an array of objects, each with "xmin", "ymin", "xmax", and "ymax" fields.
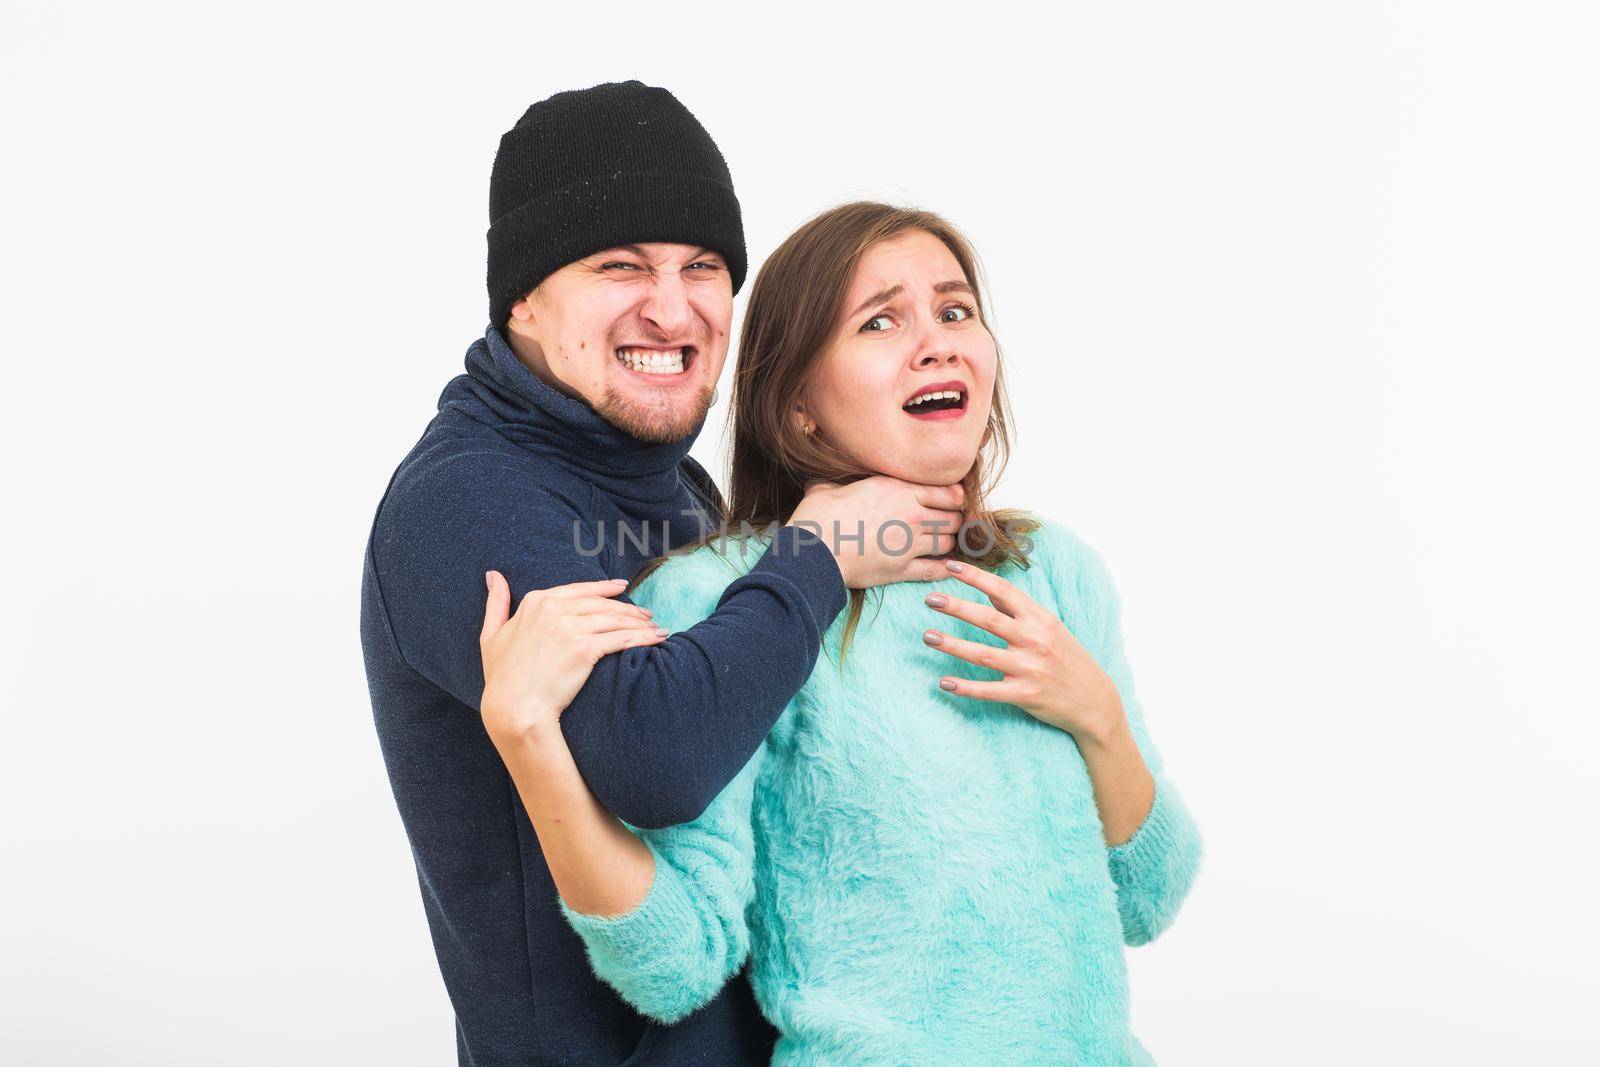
[
  {"xmin": 1075, "ymin": 704, "xmax": 1157, "ymax": 848},
  {"xmin": 497, "ymin": 722, "xmax": 657, "ymax": 917}
]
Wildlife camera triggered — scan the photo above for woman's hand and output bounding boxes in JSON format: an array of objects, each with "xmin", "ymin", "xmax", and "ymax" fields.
[
  {"xmin": 479, "ymin": 571, "xmax": 668, "ymax": 746},
  {"xmin": 921, "ymin": 559, "xmax": 1125, "ymax": 741}
]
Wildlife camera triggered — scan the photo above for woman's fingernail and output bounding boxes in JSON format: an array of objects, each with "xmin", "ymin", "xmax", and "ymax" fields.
[
  {"xmin": 485, "ymin": 571, "xmax": 493, "ymax": 590},
  {"xmin": 946, "ymin": 560, "xmax": 965, "ymax": 573},
  {"xmin": 923, "ymin": 630, "xmax": 943, "ymax": 646},
  {"xmin": 654, "ymin": 626, "xmax": 669, "ymax": 637},
  {"xmin": 925, "ymin": 593, "xmax": 947, "ymax": 608},
  {"xmin": 939, "ymin": 678, "xmax": 957, "ymax": 691},
  {"xmin": 612, "ymin": 577, "xmax": 629, "ymax": 585}
]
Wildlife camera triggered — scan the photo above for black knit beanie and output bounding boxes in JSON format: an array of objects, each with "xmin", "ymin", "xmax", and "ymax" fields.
[{"xmin": 486, "ymin": 80, "xmax": 747, "ymax": 330}]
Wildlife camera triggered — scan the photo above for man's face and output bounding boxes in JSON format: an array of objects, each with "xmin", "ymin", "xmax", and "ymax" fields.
[{"xmin": 505, "ymin": 242, "xmax": 733, "ymax": 444}]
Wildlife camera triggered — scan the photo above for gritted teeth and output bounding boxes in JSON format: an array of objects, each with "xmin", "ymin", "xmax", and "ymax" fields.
[
  {"xmin": 903, "ymin": 387, "xmax": 967, "ymax": 410},
  {"xmin": 615, "ymin": 346, "xmax": 691, "ymax": 375}
]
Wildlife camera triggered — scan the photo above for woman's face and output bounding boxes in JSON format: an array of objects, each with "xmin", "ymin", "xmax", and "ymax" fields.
[{"xmin": 805, "ymin": 230, "xmax": 998, "ymax": 485}]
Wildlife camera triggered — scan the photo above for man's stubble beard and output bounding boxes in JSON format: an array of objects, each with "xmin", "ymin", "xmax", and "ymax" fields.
[{"xmin": 594, "ymin": 381, "xmax": 717, "ymax": 445}]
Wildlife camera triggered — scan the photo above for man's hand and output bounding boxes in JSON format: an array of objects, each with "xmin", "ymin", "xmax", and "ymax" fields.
[
  {"xmin": 478, "ymin": 572, "xmax": 667, "ymax": 746},
  {"xmin": 788, "ymin": 476, "xmax": 966, "ymax": 588}
]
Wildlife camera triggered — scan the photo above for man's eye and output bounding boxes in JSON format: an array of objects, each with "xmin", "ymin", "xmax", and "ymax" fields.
[
  {"xmin": 602, "ymin": 262, "xmax": 641, "ymax": 271},
  {"xmin": 687, "ymin": 261, "xmax": 723, "ymax": 271},
  {"xmin": 861, "ymin": 314, "xmax": 894, "ymax": 333}
]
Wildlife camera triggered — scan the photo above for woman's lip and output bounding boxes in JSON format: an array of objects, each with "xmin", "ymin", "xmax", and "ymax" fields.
[
  {"xmin": 904, "ymin": 402, "xmax": 967, "ymax": 421},
  {"xmin": 903, "ymin": 379, "xmax": 969, "ymax": 420},
  {"xmin": 903, "ymin": 379, "xmax": 969, "ymax": 406}
]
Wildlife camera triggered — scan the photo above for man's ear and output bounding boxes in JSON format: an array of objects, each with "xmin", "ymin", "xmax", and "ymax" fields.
[{"xmin": 505, "ymin": 288, "xmax": 542, "ymax": 340}]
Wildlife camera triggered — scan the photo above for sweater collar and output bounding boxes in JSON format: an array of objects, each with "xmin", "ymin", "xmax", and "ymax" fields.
[{"xmin": 438, "ymin": 325, "xmax": 703, "ymax": 501}]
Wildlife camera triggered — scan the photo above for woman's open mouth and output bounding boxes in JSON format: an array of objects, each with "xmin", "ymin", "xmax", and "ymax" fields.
[
  {"xmin": 615, "ymin": 345, "xmax": 695, "ymax": 378},
  {"xmin": 902, "ymin": 380, "xmax": 968, "ymax": 421}
]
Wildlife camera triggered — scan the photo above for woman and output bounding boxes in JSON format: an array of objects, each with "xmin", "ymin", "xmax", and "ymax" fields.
[{"xmin": 478, "ymin": 202, "xmax": 1204, "ymax": 1064}]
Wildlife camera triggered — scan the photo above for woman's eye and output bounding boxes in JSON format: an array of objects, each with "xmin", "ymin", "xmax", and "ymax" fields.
[
  {"xmin": 861, "ymin": 313, "xmax": 894, "ymax": 333},
  {"xmin": 941, "ymin": 303, "xmax": 976, "ymax": 323}
]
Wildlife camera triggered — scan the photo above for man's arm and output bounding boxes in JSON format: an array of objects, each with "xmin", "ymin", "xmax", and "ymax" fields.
[{"xmin": 368, "ymin": 451, "xmax": 845, "ymax": 829}]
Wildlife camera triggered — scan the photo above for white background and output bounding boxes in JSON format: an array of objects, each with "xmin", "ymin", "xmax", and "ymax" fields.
[{"xmin": 4, "ymin": 2, "xmax": 1597, "ymax": 1064}]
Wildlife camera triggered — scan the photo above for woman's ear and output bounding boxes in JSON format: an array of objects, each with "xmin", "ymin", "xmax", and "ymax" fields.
[{"xmin": 794, "ymin": 405, "xmax": 816, "ymax": 436}]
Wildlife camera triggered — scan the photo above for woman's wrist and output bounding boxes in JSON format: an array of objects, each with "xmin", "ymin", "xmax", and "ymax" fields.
[
  {"xmin": 1071, "ymin": 683, "xmax": 1129, "ymax": 751},
  {"xmin": 482, "ymin": 697, "xmax": 563, "ymax": 750}
]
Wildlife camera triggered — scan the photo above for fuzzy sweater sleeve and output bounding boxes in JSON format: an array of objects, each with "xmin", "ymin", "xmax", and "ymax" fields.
[
  {"xmin": 557, "ymin": 752, "xmax": 764, "ymax": 1025},
  {"xmin": 557, "ymin": 546, "xmax": 767, "ymax": 1024},
  {"xmin": 1048, "ymin": 523, "xmax": 1205, "ymax": 947}
]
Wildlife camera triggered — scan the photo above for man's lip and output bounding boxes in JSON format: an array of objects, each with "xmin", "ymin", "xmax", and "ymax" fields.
[
  {"xmin": 612, "ymin": 344, "xmax": 699, "ymax": 360},
  {"xmin": 614, "ymin": 343, "xmax": 697, "ymax": 380}
]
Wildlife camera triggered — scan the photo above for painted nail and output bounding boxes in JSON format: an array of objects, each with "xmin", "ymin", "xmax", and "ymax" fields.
[
  {"xmin": 939, "ymin": 678, "xmax": 957, "ymax": 691},
  {"xmin": 945, "ymin": 560, "xmax": 966, "ymax": 573},
  {"xmin": 925, "ymin": 593, "xmax": 948, "ymax": 608},
  {"xmin": 923, "ymin": 630, "xmax": 943, "ymax": 646}
]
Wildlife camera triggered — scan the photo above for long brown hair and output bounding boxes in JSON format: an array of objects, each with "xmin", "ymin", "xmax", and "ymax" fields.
[{"xmin": 639, "ymin": 201, "xmax": 1038, "ymax": 663}]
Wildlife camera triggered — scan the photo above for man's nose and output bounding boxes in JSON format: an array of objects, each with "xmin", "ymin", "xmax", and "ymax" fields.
[{"xmin": 639, "ymin": 272, "xmax": 693, "ymax": 339}]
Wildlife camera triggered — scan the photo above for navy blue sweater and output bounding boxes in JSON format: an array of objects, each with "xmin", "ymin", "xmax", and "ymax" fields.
[{"xmin": 359, "ymin": 325, "xmax": 848, "ymax": 1066}]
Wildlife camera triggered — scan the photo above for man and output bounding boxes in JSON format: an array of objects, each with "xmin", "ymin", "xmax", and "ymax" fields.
[{"xmin": 360, "ymin": 81, "xmax": 963, "ymax": 1067}]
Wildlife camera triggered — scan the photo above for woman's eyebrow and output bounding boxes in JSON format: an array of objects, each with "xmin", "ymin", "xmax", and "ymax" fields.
[
  {"xmin": 848, "ymin": 279, "xmax": 972, "ymax": 319},
  {"xmin": 848, "ymin": 284, "xmax": 903, "ymax": 319}
]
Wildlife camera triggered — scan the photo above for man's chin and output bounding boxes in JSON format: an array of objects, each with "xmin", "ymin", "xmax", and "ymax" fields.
[{"xmin": 595, "ymin": 386, "xmax": 714, "ymax": 445}]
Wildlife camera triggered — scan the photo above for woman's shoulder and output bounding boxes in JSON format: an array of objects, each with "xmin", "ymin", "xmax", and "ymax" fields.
[
  {"xmin": 999, "ymin": 509, "xmax": 1117, "ymax": 604},
  {"xmin": 998, "ymin": 509, "xmax": 1089, "ymax": 571}
]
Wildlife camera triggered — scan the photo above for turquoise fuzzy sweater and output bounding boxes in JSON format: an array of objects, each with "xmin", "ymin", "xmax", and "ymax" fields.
[{"xmin": 559, "ymin": 518, "xmax": 1204, "ymax": 1065}]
